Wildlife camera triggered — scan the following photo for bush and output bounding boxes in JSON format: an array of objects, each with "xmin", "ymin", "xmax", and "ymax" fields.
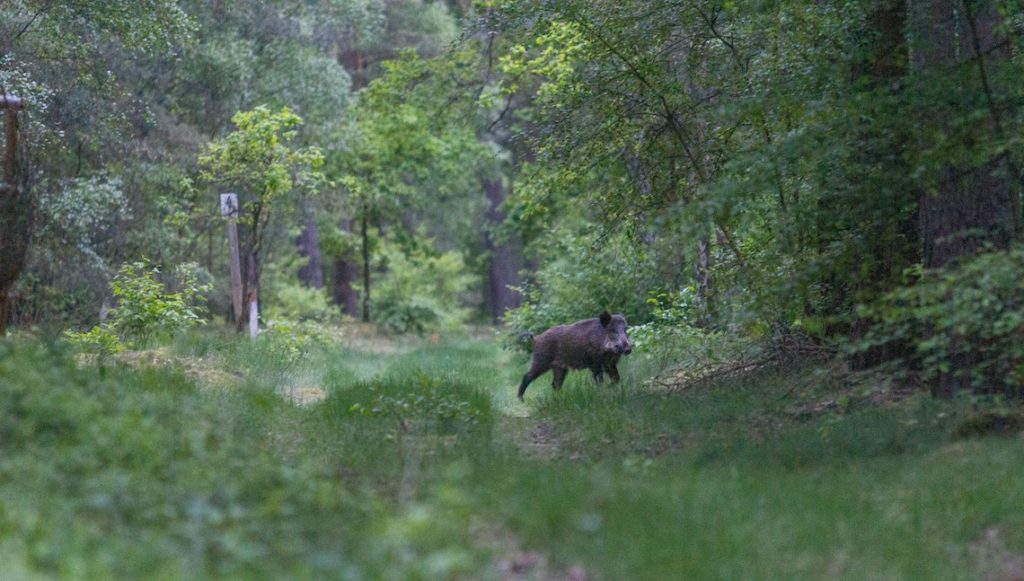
[
  {"xmin": 371, "ymin": 241, "xmax": 475, "ymax": 334},
  {"xmin": 259, "ymin": 319, "xmax": 334, "ymax": 364},
  {"xmin": 262, "ymin": 249, "xmax": 338, "ymax": 322},
  {"xmin": 64, "ymin": 260, "xmax": 211, "ymax": 351},
  {"xmin": 630, "ymin": 290, "xmax": 711, "ymax": 363},
  {"xmin": 852, "ymin": 246, "xmax": 1024, "ymax": 394},
  {"xmin": 503, "ymin": 229, "xmax": 658, "ymax": 338}
]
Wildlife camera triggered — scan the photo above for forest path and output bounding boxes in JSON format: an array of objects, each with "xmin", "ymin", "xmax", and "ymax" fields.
[{"xmin": 487, "ymin": 369, "xmax": 569, "ymax": 461}]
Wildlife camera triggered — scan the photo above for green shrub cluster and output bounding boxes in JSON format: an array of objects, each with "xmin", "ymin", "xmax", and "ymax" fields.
[
  {"xmin": 64, "ymin": 261, "xmax": 211, "ymax": 354},
  {"xmin": 853, "ymin": 246, "xmax": 1024, "ymax": 394},
  {"xmin": 503, "ymin": 230, "xmax": 660, "ymax": 338},
  {"xmin": 371, "ymin": 242, "xmax": 475, "ymax": 334},
  {"xmin": 628, "ymin": 289, "xmax": 735, "ymax": 369}
]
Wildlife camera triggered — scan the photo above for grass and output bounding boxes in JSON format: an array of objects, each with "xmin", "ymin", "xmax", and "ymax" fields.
[{"xmin": 1, "ymin": 328, "xmax": 1023, "ymax": 579}]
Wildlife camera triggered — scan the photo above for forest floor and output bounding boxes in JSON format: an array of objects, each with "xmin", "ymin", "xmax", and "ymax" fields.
[{"xmin": 2, "ymin": 326, "xmax": 1024, "ymax": 579}]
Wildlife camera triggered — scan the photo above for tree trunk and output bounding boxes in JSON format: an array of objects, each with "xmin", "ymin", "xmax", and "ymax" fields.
[
  {"xmin": 296, "ymin": 205, "xmax": 324, "ymax": 289},
  {"xmin": 333, "ymin": 220, "xmax": 361, "ymax": 316},
  {"xmin": 845, "ymin": 0, "xmax": 918, "ymax": 367},
  {"xmin": 482, "ymin": 177, "xmax": 520, "ymax": 323},
  {"xmin": 235, "ymin": 204, "xmax": 265, "ymax": 334},
  {"xmin": 333, "ymin": 47, "xmax": 367, "ymax": 317},
  {"xmin": 237, "ymin": 246, "xmax": 261, "ymax": 333},
  {"xmin": 911, "ymin": 0, "xmax": 1018, "ymax": 397},
  {"xmin": 0, "ymin": 100, "xmax": 30, "ymax": 336},
  {"xmin": 694, "ymin": 236, "xmax": 713, "ymax": 328},
  {"xmin": 360, "ymin": 211, "xmax": 371, "ymax": 323}
]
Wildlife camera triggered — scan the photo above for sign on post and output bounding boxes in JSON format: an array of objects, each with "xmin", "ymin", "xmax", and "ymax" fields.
[{"xmin": 220, "ymin": 193, "xmax": 238, "ymax": 217}]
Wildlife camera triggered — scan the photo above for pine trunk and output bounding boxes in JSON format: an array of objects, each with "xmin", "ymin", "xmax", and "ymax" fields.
[
  {"xmin": 482, "ymin": 177, "xmax": 520, "ymax": 323},
  {"xmin": 296, "ymin": 207, "xmax": 324, "ymax": 289}
]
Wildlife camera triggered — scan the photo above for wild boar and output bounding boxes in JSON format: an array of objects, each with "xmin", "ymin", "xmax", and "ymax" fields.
[{"xmin": 517, "ymin": 311, "xmax": 632, "ymax": 400}]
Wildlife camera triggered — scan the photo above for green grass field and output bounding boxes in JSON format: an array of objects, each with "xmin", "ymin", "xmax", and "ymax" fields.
[{"xmin": 1, "ymin": 330, "xmax": 1022, "ymax": 579}]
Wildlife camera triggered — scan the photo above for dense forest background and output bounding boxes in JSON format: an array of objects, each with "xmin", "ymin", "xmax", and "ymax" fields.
[
  {"xmin": 7, "ymin": 2, "xmax": 1024, "ymax": 578},
  {"xmin": 3, "ymin": 0, "xmax": 1024, "ymax": 397}
]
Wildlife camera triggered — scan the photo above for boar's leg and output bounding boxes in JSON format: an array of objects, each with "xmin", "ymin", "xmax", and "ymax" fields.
[
  {"xmin": 517, "ymin": 374, "xmax": 534, "ymax": 400},
  {"xmin": 551, "ymin": 367, "xmax": 567, "ymax": 390},
  {"xmin": 591, "ymin": 366, "xmax": 604, "ymax": 384},
  {"xmin": 605, "ymin": 363, "xmax": 620, "ymax": 383},
  {"xmin": 518, "ymin": 357, "xmax": 552, "ymax": 400}
]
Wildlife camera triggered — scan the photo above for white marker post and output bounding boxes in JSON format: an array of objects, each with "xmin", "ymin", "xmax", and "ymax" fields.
[{"xmin": 220, "ymin": 193, "xmax": 245, "ymax": 332}]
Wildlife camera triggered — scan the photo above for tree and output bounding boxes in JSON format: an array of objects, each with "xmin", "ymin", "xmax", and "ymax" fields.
[
  {"xmin": 199, "ymin": 106, "xmax": 324, "ymax": 331},
  {"xmin": 909, "ymin": 0, "xmax": 1020, "ymax": 396},
  {"xmin": 0, "ymin": 0, "xmax": 195, "ymax": 330},
  {"xmin": 328, "ymin": 0, "xmax": 460, "ymax": 317},
  {"xmin": 0, "ymin": 97, "xmax": 29, "ymax": 336},
  {"xmin": 331, "ymin": 51, "xmax": 490, "ymax": 322}
]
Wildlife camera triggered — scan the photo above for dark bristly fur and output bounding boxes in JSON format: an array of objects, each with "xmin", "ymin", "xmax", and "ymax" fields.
[{"xmin": 518, "ymin": 311, "xmax": 632, "ymax": 400}]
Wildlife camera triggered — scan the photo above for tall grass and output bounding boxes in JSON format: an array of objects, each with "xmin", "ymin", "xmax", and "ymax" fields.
[{"xmin": 2, "ymin": 331, "xmax": 1023, "ymax": 578}]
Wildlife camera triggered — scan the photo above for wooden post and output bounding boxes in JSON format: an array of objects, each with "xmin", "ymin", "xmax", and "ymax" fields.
[
  {"xmin": 220, "ymin": 193, "xmax": 244, "ymax": 330},
  {"xmin": 248, "ymin": 289, "xmax": 259, "ymax": 338}
]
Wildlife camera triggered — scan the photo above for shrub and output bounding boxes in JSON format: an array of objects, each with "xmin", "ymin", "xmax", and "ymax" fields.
[
  {"xmin": 262, "ymin": 249, "xmax": 338, "ymax": 322},
  {"xmin": 64, "ymin": 260, "xmax": 211, "ymax": 351},
  {"xmin": 503, "ymin": 229, "xmax": 658, "ymax": 338},
  {"xmin": 259, "ymin": 319, "xmax": 334, "ymax": 364},
  {"xmin": 852, "ymin": 246, "xmax": 1024, "ymax": 394},
  {"xmin": 371, "ymin": 241, "xmax": 475, "ymax": 334},
  {"xmin": 630, "ymin": 290, "xmax": 709, "ymax": 362}
]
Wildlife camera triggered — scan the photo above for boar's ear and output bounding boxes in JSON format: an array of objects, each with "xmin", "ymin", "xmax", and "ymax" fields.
[{"xmin": 599, "ymin": 311, "xmax": 612, "ymax": 326}]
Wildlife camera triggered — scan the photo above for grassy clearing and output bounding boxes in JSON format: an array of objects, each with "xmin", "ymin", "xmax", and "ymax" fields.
[{"xmin": 1, "ymin": 330, "xmax": 1023, "ymax": 579}]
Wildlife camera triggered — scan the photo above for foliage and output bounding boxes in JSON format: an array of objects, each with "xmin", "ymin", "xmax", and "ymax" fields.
[
  {"xmin": 628, "ymin": 290, "xmax": 713, "ymax": 364},
  {"xmin": 852, "ymin": 246, "xmax": 1024, "ymax": 394},
  {"xmin": 109, "ymin": 261, "xmax": 211, "ymax": 342},
  {"xmin": 199, "ymin": 106, "xmax": 325, "ymax": 217},
  {"xmin": 264, "ymin": 282, "xmax": 334, "ymax": 322},
  {"xmin": 259, "ymin": 319, "xmax": 334, "ymax": 365},
  {"xmin": 481, "ymin": 0, "xmax": 1024, "ymax": 400},
  {"xmin": 0, "ymin": 336, "xmax": 507, "ymax": 577},
  {"xmin": 347, "ymin": 372, "xmax": 486, "ymax": 435},
  {"xmin": 199, "ymin": 105, "xmax": 326, "ymax": 328},
  {"xmin": 371, "ymin": 239, "xmax": 476, "ymax": 334},
  {"xmin": 65, "ymin": 260, "xmax": 211, "ymax": 351},
  {"xmin": 262, "ymin": 248, "xmax": 336, "ymax": 322},
  {"xmin": 503, "ymin": 228, "xmax": 664, "ymax": 336},
  {"xmin": 7, "ymin": 329, "xmax": 1024, "ymax": 578},
  {"xmin": 62, "ymin": 325, "xmax": 124, "ymax": 358}
]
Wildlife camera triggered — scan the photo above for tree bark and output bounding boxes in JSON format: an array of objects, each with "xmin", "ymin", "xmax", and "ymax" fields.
[
  {"xmin": 332, "ymin": 218, "xmax": 361, "ymax": 317},
  {"xmin": 296, "ymin": 205, "xmax": 324, "ymax": 288},
  {"xmin": 0, "ymin": 100, "xmax": 30, "ymax": 336},
  {"xmin": 360, "ymin": 210, "xmax": 371, "ymax": 323},
  {"xmin": 845, "ymin": 0, "xmax": 918, "ymax": 367},
  {"xmin": 235, "ymin": 203, "xmax": 266, "ymax": 333},
  {"xmin": 333, "ymin": 47, "xmax": 367, "ymax": 317},
  {"xmin": 694, "ymin": 236, "xmax": 712, "ymax": 328},
  {"xmin": 482, "ymin": 176, "xmax": 520, "ymax": 323}
]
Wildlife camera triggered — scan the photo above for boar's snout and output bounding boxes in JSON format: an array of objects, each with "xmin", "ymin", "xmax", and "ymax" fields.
[
  {"xmin": 604, "ymin": 337, "xmax": 631, "ymax": 355},
  {"xmin": 615, "ymin": 338, "xmax": 632, "ymax": 355}
]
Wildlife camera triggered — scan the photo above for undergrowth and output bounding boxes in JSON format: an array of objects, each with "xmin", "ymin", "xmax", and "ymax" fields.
[{"xmin": 2, "ymin": 330, "xmax": 1023, "ymax": 579}]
